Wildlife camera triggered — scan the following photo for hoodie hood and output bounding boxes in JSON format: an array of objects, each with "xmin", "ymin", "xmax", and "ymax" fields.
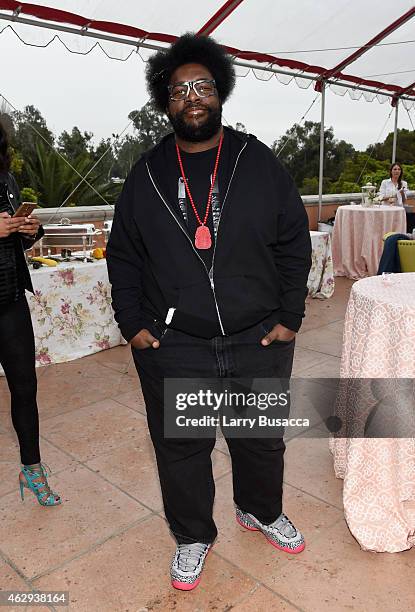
[{"xmin": 142, "ymin": 125, "xmax": 254, "ymax": 163}]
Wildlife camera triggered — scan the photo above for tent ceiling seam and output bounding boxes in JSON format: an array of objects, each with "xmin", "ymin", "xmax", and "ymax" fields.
[
  {"xmin": 316, "ymin": 6, "xmax": 415, "ymax": 86},
  {"xmin": 197, "ymin": 0, "xmax": 245, "ymax": 36}
]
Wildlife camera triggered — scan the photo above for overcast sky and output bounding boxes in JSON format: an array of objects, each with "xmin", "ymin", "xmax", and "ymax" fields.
[{"xmin": 1, "ymin": 25, "xmax": 414, "ymax": 155}]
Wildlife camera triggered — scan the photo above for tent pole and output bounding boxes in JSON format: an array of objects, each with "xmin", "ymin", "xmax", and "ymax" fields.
[
  {"xmin": 318, "ymin": 81, "xmax": 326, "ymax": 224},
  {"xmin": 392, "ymin": 99, "xmax": 399, "ymax": 163}
]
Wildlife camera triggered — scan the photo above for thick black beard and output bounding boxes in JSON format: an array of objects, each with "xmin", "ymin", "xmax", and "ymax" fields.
[{"xmin": 168, "ymin": 104, "xmax": 222, "ymax": 143}]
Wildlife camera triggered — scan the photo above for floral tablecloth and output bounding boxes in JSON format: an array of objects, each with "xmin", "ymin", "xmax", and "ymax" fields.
[
  {"xmin": 308, "ymin": 231, "xmax": 335, "ymax": 298},
  {"xmin": 0, "ymin": 260, "xmax": 124, "ymax": 374}
]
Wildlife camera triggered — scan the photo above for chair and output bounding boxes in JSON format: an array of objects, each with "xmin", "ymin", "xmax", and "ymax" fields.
[{"xmin": 383, "ymin": 232, "xmax": 415, "ymax": 272}]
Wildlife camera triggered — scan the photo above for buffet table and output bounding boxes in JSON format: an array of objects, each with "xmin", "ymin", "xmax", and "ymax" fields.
[
  {"xmin": 0, "ymin": 260, "xmax": 123, "ymax": 375},
  {"xmin": 332, "ymin": 204, "xmax": 406, "ymax": 279},
  {"xmin": 331, "ymin": 273, "xmax": 415, "ymax": 552}
]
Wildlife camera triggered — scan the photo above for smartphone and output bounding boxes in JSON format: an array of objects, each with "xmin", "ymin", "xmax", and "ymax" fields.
[{"xmin": 13, "ymin": 202, "xmax": 38, "ymax": 218}]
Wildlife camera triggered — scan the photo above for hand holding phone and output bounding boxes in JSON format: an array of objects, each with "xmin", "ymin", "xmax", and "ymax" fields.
[
  {"xmin": 12, "ymin": 203, "xmax": 41, "ymax": 237},
  {"xmin": 0, "ymin": 212, "xmax": 22, "ymax": 238},
  {"xmin": 13, "ymin": 202, "xmax": 37, "ymax": 218}
]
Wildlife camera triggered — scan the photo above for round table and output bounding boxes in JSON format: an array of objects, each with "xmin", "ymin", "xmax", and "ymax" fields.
[
  {"xmin": 332, "ymin": 273, "xmax": 415, "ymax": 552},
  {"xmin": 332, "ymin": 204, "xmax": 407, "ymax": 279}
]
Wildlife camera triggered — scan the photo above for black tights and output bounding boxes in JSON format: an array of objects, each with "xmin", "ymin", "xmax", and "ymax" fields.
[{"xmin": 0, "ymin": 297, "xmax": 40, "ymax": 465}]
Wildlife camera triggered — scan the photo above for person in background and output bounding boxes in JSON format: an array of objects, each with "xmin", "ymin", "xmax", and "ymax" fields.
[
  {"xmin": 379, "ymin": 163, "xmax": 408, "ymax": 206},
  {"xmin": 0, "ymin": 120, "xmax": 61, "ymax": 507}
]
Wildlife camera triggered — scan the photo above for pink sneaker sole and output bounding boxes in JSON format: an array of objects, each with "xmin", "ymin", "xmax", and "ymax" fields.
[
  {"xmin": 171, "ymin": 546, "xmax": 212, "ymax": 591},
  {"xmin": 236, "ymin": 516, "xmax": 305, "ymax": 554},
  {"xmin": 171, "ymin": 577, "xmax": 201, "ymax": 591}
]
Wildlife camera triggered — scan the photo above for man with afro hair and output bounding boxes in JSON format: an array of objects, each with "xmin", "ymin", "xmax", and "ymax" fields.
[{"xmin": 107, "ymin": 32, "xmax": 311, "ymax": 591}]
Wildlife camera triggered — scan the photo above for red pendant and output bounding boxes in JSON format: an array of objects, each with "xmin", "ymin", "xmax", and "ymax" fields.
[{"xmin": 195, "ymin": 225, "xmax": 212, "ymax": 250}]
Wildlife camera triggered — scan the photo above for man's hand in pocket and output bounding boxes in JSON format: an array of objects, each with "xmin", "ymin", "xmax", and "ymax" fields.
[
  {"xmin": 261, "ymin": 323, "xmax": 296, "ymax": 346},
  {"xmin": 131, "ymin": 329, "xmax": 160, "ymax": 350}
]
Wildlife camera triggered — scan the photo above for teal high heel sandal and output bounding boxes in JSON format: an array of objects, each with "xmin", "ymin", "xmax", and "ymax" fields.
[{"xmin": 19, "ymin": 463, "xmax": 62, "ymax": 506}]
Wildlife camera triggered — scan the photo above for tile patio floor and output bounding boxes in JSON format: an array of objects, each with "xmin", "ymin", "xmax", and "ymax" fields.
[{"xmin": 1, "ymin": 277, "xmax": 414, "ymax": 611}]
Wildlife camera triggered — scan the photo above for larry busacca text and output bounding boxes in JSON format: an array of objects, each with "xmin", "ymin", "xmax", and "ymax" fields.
[{"xmin": 174, "ymin": 389, "xmax": 309, "ymax": 430}]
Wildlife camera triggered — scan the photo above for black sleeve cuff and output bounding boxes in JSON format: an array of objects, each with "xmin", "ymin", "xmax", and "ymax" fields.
[
  {"xmin": 119, "ymin": 312, "xmax": 168, "ymax": 343},
  {"xmin": 278, "ymin": 311, "xmax": 303, "ymax": 333},
  {"xmin": 119, "ymin": 317, "xmax": 149, "ymax": 343}
]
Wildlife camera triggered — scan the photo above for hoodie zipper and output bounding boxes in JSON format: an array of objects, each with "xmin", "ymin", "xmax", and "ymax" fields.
[{"xmin": 145, "ymin": 139, "xmax": 247, "ymax": 336}]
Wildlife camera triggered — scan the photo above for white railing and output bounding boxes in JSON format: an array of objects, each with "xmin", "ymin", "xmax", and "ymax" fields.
[
  {"xmin": 33, "ymin": 191, "xmax": 415, "ymax": 224},
  {"xmin": 35, "ymin": 205, "xmax": 115, "ymax": 223}
]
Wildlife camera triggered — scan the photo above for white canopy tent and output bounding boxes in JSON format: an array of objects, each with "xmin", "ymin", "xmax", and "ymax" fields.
[{"xmin": 1, "ymin": 0, "xmax": 415, "ymax": 219}]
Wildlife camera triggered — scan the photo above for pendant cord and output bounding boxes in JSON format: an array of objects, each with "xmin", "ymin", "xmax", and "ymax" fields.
[{"xmin": 175, "ymin": 134, "xmax": 224, "ymax": 227}]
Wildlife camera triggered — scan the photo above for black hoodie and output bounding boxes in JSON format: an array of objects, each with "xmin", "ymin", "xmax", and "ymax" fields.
[{"xmin": 106, "ymin": 127, "xmax": 312, "ymax": 341}]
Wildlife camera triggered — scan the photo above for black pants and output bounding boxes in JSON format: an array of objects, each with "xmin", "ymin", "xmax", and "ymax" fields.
[
  {"xmin": 0, "ymin": 296, "xmax": 40, "ymax": 465},
  {"xmin": 133, "ymin": 319, "xmax": 295, "ymax": 544}
]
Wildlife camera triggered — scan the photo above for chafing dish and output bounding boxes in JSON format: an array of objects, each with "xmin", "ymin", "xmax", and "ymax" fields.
[
  {"xmin": 103, "ymin": 220, "xmax": 113, "ymax": 244},
  {"xmin": 38, "ymin": 218, "xmax": 101, "ymax": 256}
]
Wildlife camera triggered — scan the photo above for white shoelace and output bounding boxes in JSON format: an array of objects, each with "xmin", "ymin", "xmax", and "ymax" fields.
[
  {"xmin": 270, "ymin": 514, "xmax": 297, "ymax": 537},
  {"xmin": 176, "ymin": 543, "xmax": 208, "ymax": 572}
]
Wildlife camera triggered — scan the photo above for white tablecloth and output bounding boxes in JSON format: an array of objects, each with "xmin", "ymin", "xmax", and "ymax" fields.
[
  {"xmin": 331, "ymin": 273, "xmax": 415, "ymax": 552},
  {"xmin": 308, "ymin": 231, "xmax": 334, "ymax": 298},
  {"xmin": 1, "ymin": 260, "xmax": 123, "ymax": 375}
]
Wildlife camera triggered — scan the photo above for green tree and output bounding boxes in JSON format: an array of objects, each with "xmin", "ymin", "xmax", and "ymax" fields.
[
  {"xmin": 272, "ymin": 121, "xmax": 355, "ymax": 192},
  {"xmin": 299, "ymin": 177, "xmax": 319, "ymax": 195},
  {"xmin": 9, "ymin": 146, "xmax": 24, "ymax": 176},
  {"xmin": 58, "ymin": 127, "xmax": 93, "ymax": 161},
  {"xmin": 112, "ymin": 135, "xmax": 143, "ymax": 178},
  {"xmin": 20, "ymin": 187, "xmax": 38, "ymax": 203},
  {"xmin": 25, "ymin": 140, "xmax": 121, "ymax": 207},
  {"xmin": 128, "ymin": 102, "xmax": 171, "ymax": 151},
  {"xmin": 12, "ymin": 105, "xmax": 54, "ymax": 157},
  {"xmin": 58, "ymin": 131, "xmax": 116, "ymax": 182},
  {"xmin": 0, "ymin": 112, "xmax": 23, "ymax": 175},
  {"xmin": 331, "ymin": 153, "xmax": 389, "ymax": 193},
  {"xmin": 402, "ymin": 164, "xmax": 415, "ymax": 189},
  {"xmin": 368, "ymin": 128, "xmax": 415, "ymax": 164},
  {"xmin": 111, "ymin": 103, "xmax": 171, "ymax": 178},
  {"xmin": 0, "ymin": 110, "xmax": 12, "ymax": 129},
  {"xmin": 11, "ymin": 105, "xmax": 54, "ymax": 187},
  {"xmin": 327, "ymin": 154, "xmax": 415, "ymax": 194},
  {"xmin": 92, "ymin": 138, "xmax": 116, "ymax": 180}
]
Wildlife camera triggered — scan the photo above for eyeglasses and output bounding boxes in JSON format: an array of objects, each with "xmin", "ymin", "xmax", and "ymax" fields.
[{"xmin": 168, "ymin": 79, "xmax": 217, "ymax": 101}]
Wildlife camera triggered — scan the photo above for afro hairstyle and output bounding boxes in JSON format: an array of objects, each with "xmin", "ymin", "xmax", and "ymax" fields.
[{"xmin": 146, "ymin": 33, "xmax": 236, "ymax": 113}]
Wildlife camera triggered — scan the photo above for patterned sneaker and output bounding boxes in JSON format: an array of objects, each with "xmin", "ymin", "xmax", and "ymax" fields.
[
  {"xmin": 236, "ymin": 507, "xmax": 305, "ymax": 554},
  {"xmin": 170, "ymin": 542, "xmax": 212, "ymax": 591}
]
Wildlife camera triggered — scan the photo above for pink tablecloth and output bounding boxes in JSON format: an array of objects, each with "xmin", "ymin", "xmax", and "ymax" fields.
[
  {"xmin": 332, "ymin": 205, "xmax": 407, "ymax": 279},
  {"xmin": 331, "ymin": 273, "xmax": 415, "ymax": 552}
]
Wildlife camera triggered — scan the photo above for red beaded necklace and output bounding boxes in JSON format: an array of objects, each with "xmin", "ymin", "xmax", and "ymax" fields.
[{"xmin": 175, "ymin": 132, "xmax": 224, "ymax": 250}]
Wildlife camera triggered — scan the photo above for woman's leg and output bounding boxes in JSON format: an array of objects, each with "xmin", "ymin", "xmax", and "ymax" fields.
[
  {"xmin": 0, "ymin": 297, "xmax": 61, "ymax": 505},
  {"xmin": 0, "ymin": 297, "xmax": 40, "ymax": 465}
]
